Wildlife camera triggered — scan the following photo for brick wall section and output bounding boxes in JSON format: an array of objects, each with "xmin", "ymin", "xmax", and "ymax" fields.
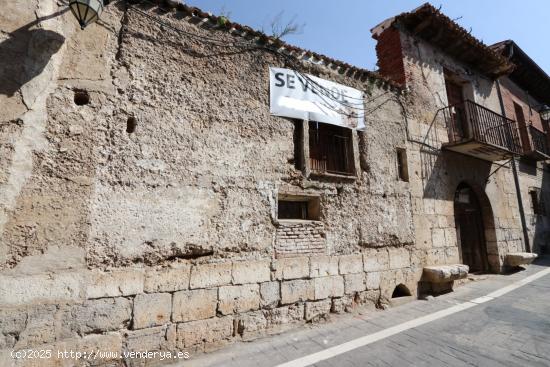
[
  {"xmin": 375, "ymin": 27, "xmax": 407, "ymax": 86},
  {"xmin": 275, "ymin": 221, "xmax": 326, "ymax": 257},
  {"xmin": 499, "ymin": 77, "xmax": 549, "ymax": 153},
  {"xmin": 0, "ymin": 251, "xmax": 416, "ymax": 365}
]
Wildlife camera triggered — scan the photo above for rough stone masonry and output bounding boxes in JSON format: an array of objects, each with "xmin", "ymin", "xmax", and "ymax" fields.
[{"xmin": 0, "ymin": 1, "xmax": 548, "ymax": 366}]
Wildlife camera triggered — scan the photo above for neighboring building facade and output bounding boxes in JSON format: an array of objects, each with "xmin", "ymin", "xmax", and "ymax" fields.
[{"xmin": 0, "ymin": 1, "xmax": 548, "ymax": 364}]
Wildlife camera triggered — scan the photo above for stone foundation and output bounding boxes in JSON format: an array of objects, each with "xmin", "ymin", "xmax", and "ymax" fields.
[{"xmin": 0, "ymin": 251, "xmax": 416, "ymax": 366}]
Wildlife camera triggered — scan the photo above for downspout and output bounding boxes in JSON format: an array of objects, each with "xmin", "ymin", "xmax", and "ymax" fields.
[{"xmin": 495, "ymin": 79, "xmax": 531, "ymax": 252}]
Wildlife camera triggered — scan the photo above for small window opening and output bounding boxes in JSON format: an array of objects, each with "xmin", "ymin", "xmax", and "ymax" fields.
[
  {"xmin": 529, "ymin": 188, "xmax": 546, "ymax": 216},
  {"xmin": 278, "ymin": 195, "xmax": 320, "ymax": 221},
  {"xmin": 309, "ymin": 121, "xmax": 355, "ymax": 176},
  {"xmin": 397, "ymin": 148, "xmax": 409, "ymax": 182},
  {"xmin": 392, "ymin": 284, "xmax": 411, "ymax": 298},
  {"xmin": 73, "ymin": 90, "xmax": 90, "ymax": 106},
  {"xmin": 126, "ymin": 116, "xmax": 137, "ymax": 134}
]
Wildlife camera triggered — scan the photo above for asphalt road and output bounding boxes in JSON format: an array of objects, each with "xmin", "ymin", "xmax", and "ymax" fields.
[{"xmin": 187, "ymin": 259, "xmax": 550, "ymax": 367}]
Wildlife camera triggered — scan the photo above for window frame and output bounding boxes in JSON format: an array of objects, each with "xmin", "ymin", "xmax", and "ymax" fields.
[
  {"xmin": 396, "ymin": 147, "xmax": 409, "ymax": 182},
  {"xmin": 298, "ymin": 120, "xmax": 360, "ymax": 180},
  {"xmin": 277, "ymin": 194, "xmax": 321, "ymax": 222}
]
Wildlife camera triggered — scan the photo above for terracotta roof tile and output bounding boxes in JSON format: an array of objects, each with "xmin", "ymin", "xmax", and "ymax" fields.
[{"xmin": 134, "ymin": 0, "xmax": 401, "ymax": 90}]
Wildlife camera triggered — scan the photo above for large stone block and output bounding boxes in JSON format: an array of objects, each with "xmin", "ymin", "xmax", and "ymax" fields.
[
  {"xmin": 388, "ymin": 247, "xmax": 411, "ymax": 269},
  {"xmin": 280, "ymin": 279, "xmax": 314, "ymax": 304},
  {"xmin": 505, "ymin": 252, "xmax": 538, "ymax": 267},
  {"xmin": 0, "ymin": 272, "xmax": 83, "ymax": 306},
  {"xmin": 218, "ymin": 284, "xmax": 260, "ymax": 315},
  {"xmin": 144, "ymin": 264, "xmax": 191, "ymax": 293},
  {"xmin": 87, "ymin": 269, "xmax": 144, "ymax": 299},
  {"xmin": 366, "ymin": 272, "xmax": 381, "ymax": 290},
  {"xmin": 133, "ymin": 293, "xmax": 172, "ymax": 329},
  {"xmin": 423, "ymin": 264, "xmax": 469, "ymax": 283},
  {"xmin": 344, "ymin": 273, "xmax": 366, "ymax": 294},
  {"xmin": 0, "ymin": 307, "xmax": 26, "ymax": 335},
  {"xmin": 172, "ymin": 289, "xmax": 217, "ymax": 322},
  {"xmin": 189, "ymin": 263, "xmax": 232, "ymax": 289},
  {"xmin": 176, "ymin": 316, "xmax": 233, "ymax": 348},
  {"xmin": 305, "ymin": 299, "xmax": 332, "ymax": 321},
  {"xmin": 232, "ymin": 260, "xmax": 271, "ymax": 284},
  {"xmin": 236, "ymin": 311, "xmax": 268, "ymax": 339},
  {"xmin": 268, "ymin": 304, "xmax": 305, "ymax": 326},
  {"xmin": 444, "ymin": 228, "xmax": 458, "ymax": 247},
  {"xmin": 74, "ymin": 297, "xmax": 132, "ymax": 334},
  {"xmin": 431, "ymin": 228, "xmax": 446, "ymax": 247},
  {"xmin": 363, "ymin": 248, "xmax": 389, "ymax": 272},
  {"xmin": 338, "ymin": 254, "xmax": 363, "ymax": 274},
  {"xmin": 15, "ymin": 305, "xmax": 57, "ymax": 349},
  {"xmin": 260, "ymin": 281, "xmax": 280, "ymax": 309},
  {"xmin": 125, "ymin": 325, "xmax": 170, "ymax": 352},
  {"xmin": 310, "ymin": 256, "xmax": 339, "ymax": 277},
  {"xmin": 274, "ymin": 257, "xmax": 309, "ymax": 280},
  {"xmin": 313, "ymin": 276, "xmax": 345, "ymax": 299}
]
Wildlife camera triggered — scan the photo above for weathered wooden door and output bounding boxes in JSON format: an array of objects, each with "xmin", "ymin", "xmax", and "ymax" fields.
[
  {"xmin": 454, "ymin": 184, "xmax": 488, "ymax": 273},
  {"xmin": 514, "ymin": 102, "xmax": 530, "ymax": 152}
]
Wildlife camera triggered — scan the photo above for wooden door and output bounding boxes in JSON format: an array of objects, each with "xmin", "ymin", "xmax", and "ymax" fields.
[
  {"xmin": 514, "ymin": 102, "xmax": 530, "ymax": 152},
  {"xmin": 445, "ymin": 78, "xmax": 467, "ymax": 140},
  {"xmin": 454, "ymin": 185, "xmax": 488, "ymax": 273}
]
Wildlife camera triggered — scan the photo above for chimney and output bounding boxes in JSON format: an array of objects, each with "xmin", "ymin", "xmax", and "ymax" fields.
[{"xmin": 373, "ymin": 26, "xmax": 406, "ymax": 86}]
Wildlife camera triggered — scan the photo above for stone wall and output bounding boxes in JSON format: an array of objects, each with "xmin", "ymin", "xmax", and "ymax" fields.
[
  {"xmin": 2, "ymin": 0, "xmax": 550, "ymax": 364},
  {"xmin": 387, "ymin": 26, "xmax": 545, "ymax": 270},
  {"xmin": 0, "ymin": 252, "xmax": 416, "ymax": 366},
  {"xmin": 0, "ymin": 2, "xmax": 419, "ymax": 365}
]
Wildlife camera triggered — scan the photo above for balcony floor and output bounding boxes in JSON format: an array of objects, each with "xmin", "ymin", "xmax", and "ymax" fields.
[{"xmin": 443, "ymin": 139, "xmax": 516, "ymax": 161}]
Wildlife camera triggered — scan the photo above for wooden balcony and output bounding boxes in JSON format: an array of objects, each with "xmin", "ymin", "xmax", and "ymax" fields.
[
  {"xmin": 524, "ymin": 125, "xmax": 550, "ymax": 161},
  {"xmin": 442, "ymin": 100, "xmax": 522, "ymax": 161}
]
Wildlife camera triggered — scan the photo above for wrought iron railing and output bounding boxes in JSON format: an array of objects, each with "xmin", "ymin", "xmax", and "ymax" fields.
[
  {"xmin": 528, "ymin": 125, "xmax": 550, "ymax": 157},
  {"xmin": 443, "ymin": 100, "xmax": 522, "ymax": 154}
]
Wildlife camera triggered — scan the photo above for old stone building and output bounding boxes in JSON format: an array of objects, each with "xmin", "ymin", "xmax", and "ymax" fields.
[{"xmin": 0, "ymin": 1, "xmax": 548, "ymax": 365}]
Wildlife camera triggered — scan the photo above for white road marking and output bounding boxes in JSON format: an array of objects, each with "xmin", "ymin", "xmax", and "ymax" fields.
[{"xmin": 275, "ymin": 267, "xmax": 550, "ymax": 367}]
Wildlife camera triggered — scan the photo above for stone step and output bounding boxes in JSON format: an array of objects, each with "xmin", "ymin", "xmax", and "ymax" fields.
[
  {"xmin": 422, "ymin": 264, "xmax": 469, "ymax": 283},
  {"xmin": 505, "ymin": 252, "xmax": 538, "ymax": 267}
]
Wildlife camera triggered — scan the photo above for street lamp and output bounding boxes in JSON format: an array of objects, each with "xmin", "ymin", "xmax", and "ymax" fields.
[
  {"xmin": 539, "ymin": 105, "xmax": 550, "ymax": 121},
  {"xmin": 69, "ymin": 0, "xmax": 104, "ymax": 30}
]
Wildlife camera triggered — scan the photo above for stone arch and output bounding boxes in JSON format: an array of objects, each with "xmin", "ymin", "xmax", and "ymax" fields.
[
  {"xmin": 454, "ymin": 181, "xmax": 500, "ymax": 273},
  {"xmin": 392, "ymin": 283, "xmax": 412, "ymax": 298}
]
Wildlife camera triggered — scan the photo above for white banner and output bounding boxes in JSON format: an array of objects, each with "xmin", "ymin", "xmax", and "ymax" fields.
[{"xmin": 269, "ymin": 67, "xmax": 365, "ymax": 130}]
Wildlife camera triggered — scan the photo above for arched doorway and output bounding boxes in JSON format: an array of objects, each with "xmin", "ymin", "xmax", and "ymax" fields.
[{"xmin": 454, "ymin": 183, "xmax": 489, "ymax": 272}]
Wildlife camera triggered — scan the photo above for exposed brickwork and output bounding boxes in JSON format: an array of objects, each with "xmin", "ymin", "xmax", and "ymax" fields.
[
  {"xmin": 275, "ymin": 221, "xmax": 326, "ymax": 258},
  {"xmin": 375, "ymin": 27, "xmax": 407, "ymax": 86}
]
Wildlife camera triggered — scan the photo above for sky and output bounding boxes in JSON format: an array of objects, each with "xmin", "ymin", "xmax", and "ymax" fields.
[{"xmin": 185, "ymin": 0, "xmax": 550, "ymax": 73}]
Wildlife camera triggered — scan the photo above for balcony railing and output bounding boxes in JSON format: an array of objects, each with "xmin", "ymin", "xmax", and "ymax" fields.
[
  {"xmin": 443, "ymin": 100, "xmax": 522, "ymax": 159},
  {"xmin": 528, "ymin": 125, "xmax": 550, "ymax": 159}
]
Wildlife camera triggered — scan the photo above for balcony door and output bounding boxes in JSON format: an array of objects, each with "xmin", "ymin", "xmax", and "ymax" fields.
[
  {"xmin": 445, "ymin": 78, "xmax": 467, "ymax": 140},
  {"xmin": 514, "ymin": 102, "xmax": 530, "ymax": 152}
]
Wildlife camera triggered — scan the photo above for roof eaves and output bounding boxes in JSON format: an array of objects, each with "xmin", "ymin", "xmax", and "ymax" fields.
[
  {"xmin": 375, "ymin": 2, "xmax": 514, "ymax": 78},
  {"xmin": 147, "ymin": 0, "xmax": 402, "ymax": 91}
]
